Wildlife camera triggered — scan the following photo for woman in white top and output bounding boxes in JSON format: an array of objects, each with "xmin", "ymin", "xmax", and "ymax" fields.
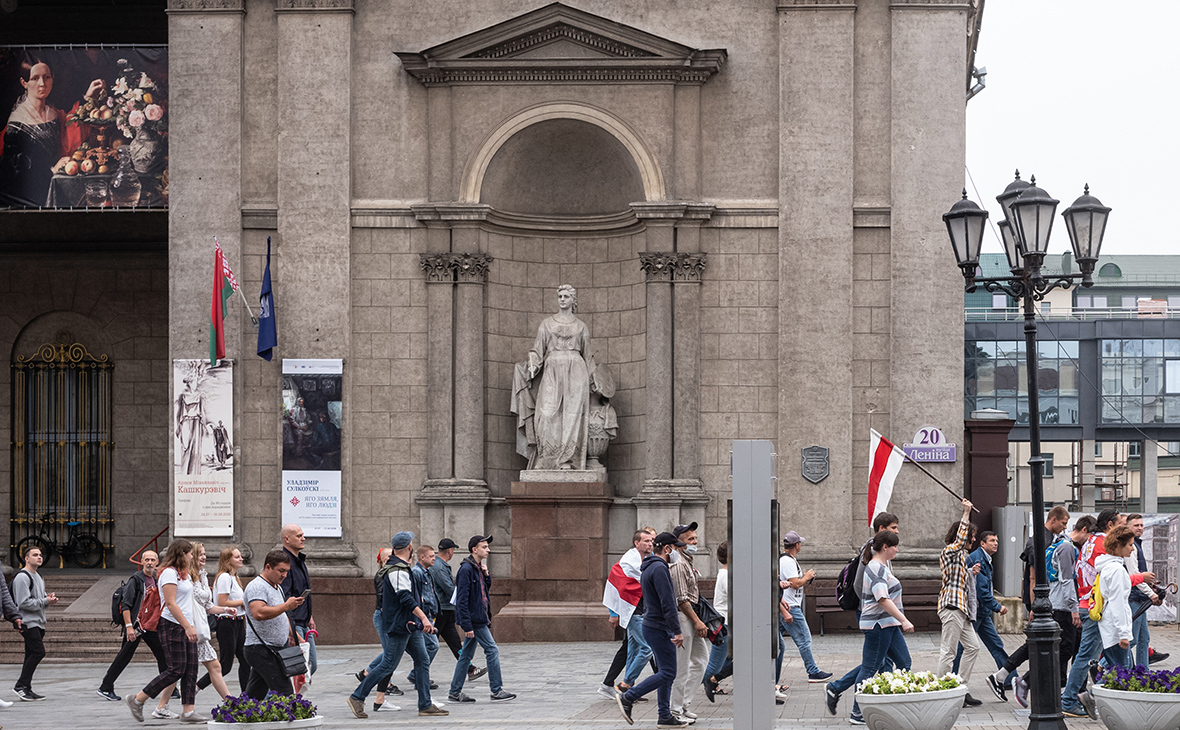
[
  {"xmin": 703, "ymin": 541, "xmax": 732, "ymax": 703},
  {"xmin": 189, "ymin": 542, "xmax": 237, "ymax": 700},
  {"xmin": 198, "ymin": 546, "xmax": 250, "ymax": 693},
  {"xmin": 1095, "ymin": 526, "xmax": 1136, "ymax": 670},
  {"xmin": 128, "ymin": 539, "xmax": 208, "ymax": 723}
]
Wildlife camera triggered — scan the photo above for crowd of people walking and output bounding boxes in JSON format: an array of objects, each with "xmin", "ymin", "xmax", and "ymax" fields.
[{"xmin": 0, "ymin": 506, "xmax": 1172, "ymax": 728}]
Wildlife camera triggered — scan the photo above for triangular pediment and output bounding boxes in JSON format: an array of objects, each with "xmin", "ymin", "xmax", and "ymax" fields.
[{"xmin": 396, "ymin": 3, "xmax": 726, "ymax": 86}]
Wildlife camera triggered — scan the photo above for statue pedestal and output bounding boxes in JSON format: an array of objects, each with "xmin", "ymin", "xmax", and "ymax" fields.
[{"xmin": 496, "ymin": 480, "xmax": 615, "ymax": 642}]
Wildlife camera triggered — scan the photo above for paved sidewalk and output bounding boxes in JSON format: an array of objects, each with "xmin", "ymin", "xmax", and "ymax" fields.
[{"xmin": 1, "ymin": 626, "xmax": 1176, "ymax": 728}]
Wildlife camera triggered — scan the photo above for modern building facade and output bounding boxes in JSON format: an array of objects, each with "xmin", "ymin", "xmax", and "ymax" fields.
[{"xmin": 2, "ymin": 0, "xmax": 983, "ymax": 640}]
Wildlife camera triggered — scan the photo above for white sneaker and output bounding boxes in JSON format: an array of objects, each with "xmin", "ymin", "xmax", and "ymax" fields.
[
  {"xmin": 0, "ymin": 697, "xmax": 12, "ymax": 708},
  {"xmin": 374, "ymin": 702, "xmax": 401, "ymax": 712},
  {"xmin": 152, "ymin": 706, "xmax": 180, "ymax": 719},
  {"xmin": 680, "ymin": 709, "xmax": 699, "ymax": 719},
  {"xmin": 434, "ymin": 701, "xmax": 446, "ymax": 708},
  {"xmin": 598, "ymin": 683, "xmax": 618, "ymax": 699},
  {"xmin": 775, "ymin": 689, "xmax": 788, "ymax": 699}
]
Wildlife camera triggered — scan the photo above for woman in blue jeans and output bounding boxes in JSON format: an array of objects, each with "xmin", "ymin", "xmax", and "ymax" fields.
[
  {"xmin": 837, "ymin": 530, "xmax": 914, "ymax": 724},
  {"xmin": 703, "ymin": 542, "xmax": 731, "ymax": 702}
]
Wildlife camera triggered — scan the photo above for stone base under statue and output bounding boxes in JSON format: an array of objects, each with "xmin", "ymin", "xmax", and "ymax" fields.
[
  {"xmin": 496, "ymin": 480, "xmax": 615, "ymax": 642},
  {"xmin": 517, "ymin": 468, "xmax": 605, "ymax": 482}
]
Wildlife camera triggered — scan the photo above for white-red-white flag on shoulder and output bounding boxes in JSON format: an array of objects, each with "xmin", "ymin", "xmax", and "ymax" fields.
[
  {"xmin": 602, "ymin": 548, "xmax": 644, "ymax": 628},
  {"xmin": 868, "ymin": 429, "xmax": 906, "ymax": 526}
]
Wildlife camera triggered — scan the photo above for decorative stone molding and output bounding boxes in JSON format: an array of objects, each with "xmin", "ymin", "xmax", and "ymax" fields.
[
  {"xmin": 639, "ymin": 252, "xmax": 708, "ymax": 282},
  {"xmin": 632, "ymin": 478, "xmax": 711, "ymax": 506},
  {"xmin": 274, "ymin": 0, "xmax": 353, "ymax": 12},
  {"xmin": 418, "ymin": 252, "xmax": 494, "ymax": 283},
  {"xmin": 411, "ymin": 203, "xmax": 492, "ymax": 224},
  {"xmin": 777, "ymin": 0, "xmax": 856, "ymax": 10},
  {"xmin": 396, "ymin": 3, "xmax": 725, "ymax": 87},
  {"xmin": 166, "ymin": 0, "xmax": 245, "ymax": 13},
  {"xmin": 890, "ymin": 0, "xmax": 973, "ymax": 8},
  {"xmin": 241, "ymin": 202, "xmax": 278, "ymax": 230},
  {"xmin": 853, "ymin": 205, "xmax": 891, "ymax": 228}
]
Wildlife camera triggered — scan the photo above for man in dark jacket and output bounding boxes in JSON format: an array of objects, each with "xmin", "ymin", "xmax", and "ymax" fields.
[
  {"xmin": 347, "ymin": 531, "xmax": 447, "ymax": 719},
  {"xmin": 617, "ymin": 531, "xmax": 688, "ymax": 728},
  {"xmin": 406, "ymin": 545, "xmax": 440, "ymax": 689},
  {"xmin": 279, "ymin": 523, "xmax": 316, "ymax": 678},
  {"xmin": 953, "ymin": 531, "xmax": 1009, "ymax": 678},
  {"xmin": 429, "ymin": 538, "xmax": 485, "ymax": 681},
  {"xmin": 97, "ymin": 551, "xmax": 166, "ymax": 701},
  {"xmin": 447, "ymin": 535, "xmax": 516, "ymax": 704}
]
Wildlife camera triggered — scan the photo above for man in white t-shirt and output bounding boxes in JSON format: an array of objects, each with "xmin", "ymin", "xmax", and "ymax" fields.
[
  {"xmin": 243, "ymin": 549, "xmax": 306, "ymax": 700},
  {"xmin": 778, "ymin": 531, "xmax": 831, "ymax": 683}
]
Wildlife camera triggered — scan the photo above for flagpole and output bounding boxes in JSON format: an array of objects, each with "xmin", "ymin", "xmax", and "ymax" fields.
[
  {"xmin": 235, "ymin": 286, "xmax": 259, "ymax": 326},
  {"xmin": 896, "ymin": 448, "xmax": 981, "ymax": 513}
]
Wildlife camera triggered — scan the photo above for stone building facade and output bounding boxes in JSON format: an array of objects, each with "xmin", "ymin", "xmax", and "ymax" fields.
[{"xmin": 2, "ymin": 0, "xmax": 982, "ymax": 641}]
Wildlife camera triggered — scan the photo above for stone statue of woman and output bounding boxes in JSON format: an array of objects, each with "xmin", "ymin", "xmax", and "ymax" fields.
[{"xmin": 512, "ymin": 284, "xmax": 590, "ymax": 470}]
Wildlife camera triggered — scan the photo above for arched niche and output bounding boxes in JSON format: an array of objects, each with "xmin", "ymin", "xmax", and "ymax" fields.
[{"xmin": 480, "ymin": 118, "xmax": 645, "ymax": 216}]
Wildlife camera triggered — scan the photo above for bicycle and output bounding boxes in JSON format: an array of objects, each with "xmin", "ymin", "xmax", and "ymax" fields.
[{"xmin": 15, "ymin": 513, "xmax": 105, "ymax": 569}]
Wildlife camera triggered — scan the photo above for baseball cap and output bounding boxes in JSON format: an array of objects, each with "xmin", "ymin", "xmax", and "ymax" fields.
[
  {"xmin": 391, "ymin": 531, "xmax": 414, "ymax": 549},
  {"xmin": 437, "ymin": 538, "xmax": 459, "ymax": 551},
  {"xmin": 653, "ymin": 531, "xmax": 685, "ymax": 549},
  {"xmin": 783, "ymin": 530, "xmax": 805, "ymax": 546},
  {"xmin": 468, "ymin": 534, "xmax": 493, "ymax": 551},
  {"xmin": 672, "ymin": 522, "xmax": 698, "ymax": 538}
]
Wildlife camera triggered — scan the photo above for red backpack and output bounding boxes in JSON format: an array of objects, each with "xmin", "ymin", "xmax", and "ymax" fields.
[{"xmin": 137, "ymin": 584, "xmax": 162, "ymax": 631}]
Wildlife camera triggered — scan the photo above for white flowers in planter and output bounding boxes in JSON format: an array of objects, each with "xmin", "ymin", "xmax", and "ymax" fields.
[{"xmin": 858, "ymin": 670, "xmax": 964, "ymax": 695}]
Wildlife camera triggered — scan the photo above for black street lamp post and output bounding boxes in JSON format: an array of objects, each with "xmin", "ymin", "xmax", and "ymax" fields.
[{"xmin": 943, "ymin": 172, "xmax": 1111, "ymax": 730}]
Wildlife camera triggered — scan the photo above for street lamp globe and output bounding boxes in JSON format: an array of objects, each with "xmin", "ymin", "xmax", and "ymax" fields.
[
  {"xmin": 942, "ymin": 190, "xmax": 989, "ymax": 289},
  {"xmin": 1061, "ymin": 184, "xmax": 1111, "ymax": 286},
  {"xmin": 1009, "ymin": 176, "xmax": 1059, "ymax": 267},
  {"xmin": 995, "ymin": 170, "xmax": 1031, "ymax": 250},
  {"xmin": 998, "ymin": 220, "xmax": 1024, "ymax": 274}
]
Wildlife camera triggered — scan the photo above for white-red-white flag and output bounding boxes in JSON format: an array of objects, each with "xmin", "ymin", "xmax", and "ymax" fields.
[
  {"xmin": 602, "ymin": 548, "xmax": 644, "ymax": 628},
  {"xmin": 868, "ymin": 429, "xmax": 905, "ymax": 526}
]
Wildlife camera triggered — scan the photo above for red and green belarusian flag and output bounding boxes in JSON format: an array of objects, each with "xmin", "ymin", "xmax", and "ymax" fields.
[{"xmin": 210, "ymin": 237, "xmax": 240, "ymax": 365}]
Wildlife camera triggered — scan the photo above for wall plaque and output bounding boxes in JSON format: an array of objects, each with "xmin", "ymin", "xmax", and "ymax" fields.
[{"xmin": 800, "ymin": 446, "xmax": 830, "ymax": 484}]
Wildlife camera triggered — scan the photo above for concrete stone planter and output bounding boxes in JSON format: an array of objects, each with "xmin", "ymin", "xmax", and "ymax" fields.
[
  {"xmin": 207, "ymin": 717, "xmax": 323, "ymax": 730},
  {"xmin": 1092, "ymin": 685, "xmax": 1180, "ymax": 730},
  {"xmin": 853, "ymin": 685, "xmax": 967, "ymax": 730}
]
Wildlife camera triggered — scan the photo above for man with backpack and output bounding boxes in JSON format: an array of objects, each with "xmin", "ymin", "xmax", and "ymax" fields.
[
  {"xmin": 97, "ymin": 550, "xmax": 168, "ymax": 701},
  {"xmin": 825, "ymin": 512, "xmax": 902, "ymax": 716},
  {"xmin": 11, "ymin": 545, "xmax": 58, "ymax": 700}
]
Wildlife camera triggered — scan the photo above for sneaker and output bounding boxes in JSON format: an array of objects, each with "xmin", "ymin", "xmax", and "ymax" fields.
[
  {"xmin": 657, "ymin": 718, "xmax": 691, "ymax": 729},
  {"xmin": 985, "ymin": 674, "xmax": 1008, "ymax": 702},
  {"xmin": 14, "ymin": 687, "xmax": 43, "ymax": 701},
  {"xmin": 152, "ymin": 707, "xmax": 180, "ymax": 719},
  {"xmin": 389, "ymin": 684, "xmax": 404, "ymax": 696},
  {"xmin": 1150, "ymin": 651, "xmax": 1170, "ymax": 665},
  {"xmin": 597, "ymin": 683, "xmax": 617, "ymax": 700},
  {"xmin": 0, "ymin": 696, "xmax": 11, "ymax": 708},
  {"xmin": 962, "ymin": 692, "xmax": 982, "ymax": 707},
  {"xmin": 1014, "ymin": 677, "xmax": 1028, "ymax": 709},
  {"xmin": 1079, "ymin": 689, "xmax": 1097, "ymax": 719},
  {"xmin": 448, "ymin": 691, "xmax": 476, "ymax": 703},
  {"xmin": 430, "ymin": 682, "xmax": 439, "ymax": 690},
  {"xmin": 775, "ymin": 688, "xmax": 788, "ymax": 700},
  {"xmin": 1088, "ymin": 660, "xmax": 1102, "ymax": 685},
  {"xmin": 468, "ymin": 666, "xmax": 488, "ymax": 680},
  {"xmin": 616, "ymin": 693, "xmax": 634, "ymax": 725},
  {"xmin": 419, "ymin": 704, "xmax": 449, "ymax": 716},
  {"xmin": 703, "ymin": 676, "xmax": 717, "ymax": 703},
  {"xmin": 127, "ymin": 695, "xmax": 145, "ymax": 723},
  {"xmin": 96, "ymin": 688, "xmax": 121, "ymax": 702},
  {"xmin": 775, "ymin": 696, "xmax": 785, "ymax": 705},
  {"xmin": 808, "ymin": 670, "xmax": 834, "ymax": 683},
  {"xmin": 825, "ymin": 685, "xmax": 840, "ymax": 716},
  {"xmin": 180, "ymin": 711, "xmax": 210, "ymax": 723},
  {"xmin": 171, "ymin": 688, "xmax": 181, "ymax": 700},
  {"xmin": 355, "ymin": 669, "xmax": 367, "ymax": 683},
  {"xmin": 346, "ymin": 695, "xmax": 369, "ymax": 719},
  {"xmin": 374, "ymin": 701, "xmax": 401, "ymax": 712},
  {"xmin": 672, "ymin": 713, "xmax": 695, "ymax": 725},
  {"xmin": 490, "ymin": 690, "xmax": 517, "ymax": 702},
  {"xmin": 680, "ymin": 709, "xmax": 698, "ymax": 719},
  {"xmin": 849, "ymin": 715, "xmax": 866, "ymax": 726},
  {"xmin": 1061, "ymin": 702, "xmax": 1088, "ymax": 718}
]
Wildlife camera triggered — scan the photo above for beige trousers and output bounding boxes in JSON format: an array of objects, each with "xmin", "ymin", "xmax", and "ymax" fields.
[
  {"xmin": 670, "ymin": 612, "xmax": 710, "ymax": 715},
  {"xmin": 936, "ymin": 606, "xmax": 981, "ymax": 682}
]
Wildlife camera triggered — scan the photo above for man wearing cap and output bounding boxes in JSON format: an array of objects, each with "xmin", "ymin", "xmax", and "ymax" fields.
[
  {"xmin": 448, "ymin": 535, "xmax": 516, "ymax": 704},
  {"xmin": 668, "ymin": 522, "xmax": 709, "ymax": 723},
  {"xmin": 430, "ymin": 538, "xmax": 486, "ymax": 683},
  {"xmin": 616, "ymin": 531, "xmax": 689, "ymax": 729},
  {"xmin": 346, "ymin": 531, "xmax": 448, "ymax": 719},
  {"xmin": 779, "ymin": 531, "xmax": 832, "ymax": 683}
]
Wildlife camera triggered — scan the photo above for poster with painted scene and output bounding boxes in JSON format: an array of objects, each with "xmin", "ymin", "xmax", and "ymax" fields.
[
  {"xmin": 282, "ymin": 359, "xmax": 342, "ymax": 537},
  {"xmin": 1140, "ymin": 513, "xmax": 1179, "ymax": 622},
  {"xmin": 173, "ymin": 359, "xmax": 234, "ymax": 536}
]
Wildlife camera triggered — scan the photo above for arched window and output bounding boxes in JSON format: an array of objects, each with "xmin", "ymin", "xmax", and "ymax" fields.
[{"xmin": 1099, "ymin": 263, "xmax": 1122, "ymax": 277}]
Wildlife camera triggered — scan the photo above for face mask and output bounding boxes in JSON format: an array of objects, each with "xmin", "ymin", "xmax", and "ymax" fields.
[{"xmin": 685, "ymin": 545, "xmax": 698, "ymax": 555}]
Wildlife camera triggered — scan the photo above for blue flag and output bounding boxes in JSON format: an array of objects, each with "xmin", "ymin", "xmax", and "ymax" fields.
[{"xmin": 257, "ymin": 237, "xmax": 277, "ymax": 361}]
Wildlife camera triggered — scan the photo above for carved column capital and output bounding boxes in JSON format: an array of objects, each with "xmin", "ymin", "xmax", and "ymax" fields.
[
  {"xmin": 419, "ymin": 252, "xmax": 494, "ymax": 283},
  {"xmin": 639, "ymin": 252, "xmax": 708, "ymax": 282},
  {"xmin": 454, "ymin": 252, "xmax": 493, "ymax": 283}
]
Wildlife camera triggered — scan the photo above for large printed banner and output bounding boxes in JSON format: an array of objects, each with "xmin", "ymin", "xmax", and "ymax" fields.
[
  {"xmin": 282, "ymin": 359, "xmax": 343, "ymax": 537},
  {"xmin": 0, "ymin": 46, "xmax": 168, "ymax": 209},
  {"xmin": 1140, "ymin": 513, "xmax": 1180, "ymax": 622},
  {"xmin": 173, "ymin": 360, "xmax": 234, "ymax": 537}
]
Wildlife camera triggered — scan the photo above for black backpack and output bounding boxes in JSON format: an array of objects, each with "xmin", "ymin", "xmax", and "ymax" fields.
[
  {"xmin": 111, "ymin": 579, "xmax": 129, "ymax": 628},
  {"xmin": 834, "ymin": 548, "xmax": 864, "ymax": 611}
]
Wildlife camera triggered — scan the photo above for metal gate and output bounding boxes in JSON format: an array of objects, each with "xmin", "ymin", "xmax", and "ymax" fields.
[{"xmin": 11, "ymin": 342, "xmax": 113, "ymax": 564}]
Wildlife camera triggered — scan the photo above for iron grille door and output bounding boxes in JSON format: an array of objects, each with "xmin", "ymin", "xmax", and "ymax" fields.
[{"xmin": 12, "ymin": 343, "xmax": 113, "ymax": 563}]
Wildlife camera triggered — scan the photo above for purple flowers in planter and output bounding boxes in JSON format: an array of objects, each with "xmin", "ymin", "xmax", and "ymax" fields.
[
  {"xmin": 1100, "ymin": 664, "xmax": 1180, "ymax": 694},
  {"xmin": 210, "ymin": 692, "xmax": 318, "ymax": 723}
]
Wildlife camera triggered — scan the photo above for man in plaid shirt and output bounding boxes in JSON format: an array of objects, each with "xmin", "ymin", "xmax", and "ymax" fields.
[{"xmin": 936, "ymin": 499, "xmax": 984, "ymax": 707}]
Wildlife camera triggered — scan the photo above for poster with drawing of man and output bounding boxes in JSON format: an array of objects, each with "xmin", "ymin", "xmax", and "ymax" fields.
[{"xmin": 173, "ymin": 359, "xmax": 234, "ymax": 536}]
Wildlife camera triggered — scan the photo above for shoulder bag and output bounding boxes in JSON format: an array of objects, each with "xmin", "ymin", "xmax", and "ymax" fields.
[{"xmin": 244, "ymin": 599, "xmax": 307, "ymax": 678}]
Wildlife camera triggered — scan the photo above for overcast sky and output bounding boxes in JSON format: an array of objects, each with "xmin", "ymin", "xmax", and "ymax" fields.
[{"xmin": 965, "ymin": 1, "xmax": 1178, "ymax": 257}]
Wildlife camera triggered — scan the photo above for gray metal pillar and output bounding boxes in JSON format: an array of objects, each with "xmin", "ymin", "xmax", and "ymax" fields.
[
  {"xmin": 731, "ymin": 440, "xmax": 774, "ymax": 730},
  {"xmin": 1141, "ymin": 440, "xmax": 1159, "ymax": 513}
]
